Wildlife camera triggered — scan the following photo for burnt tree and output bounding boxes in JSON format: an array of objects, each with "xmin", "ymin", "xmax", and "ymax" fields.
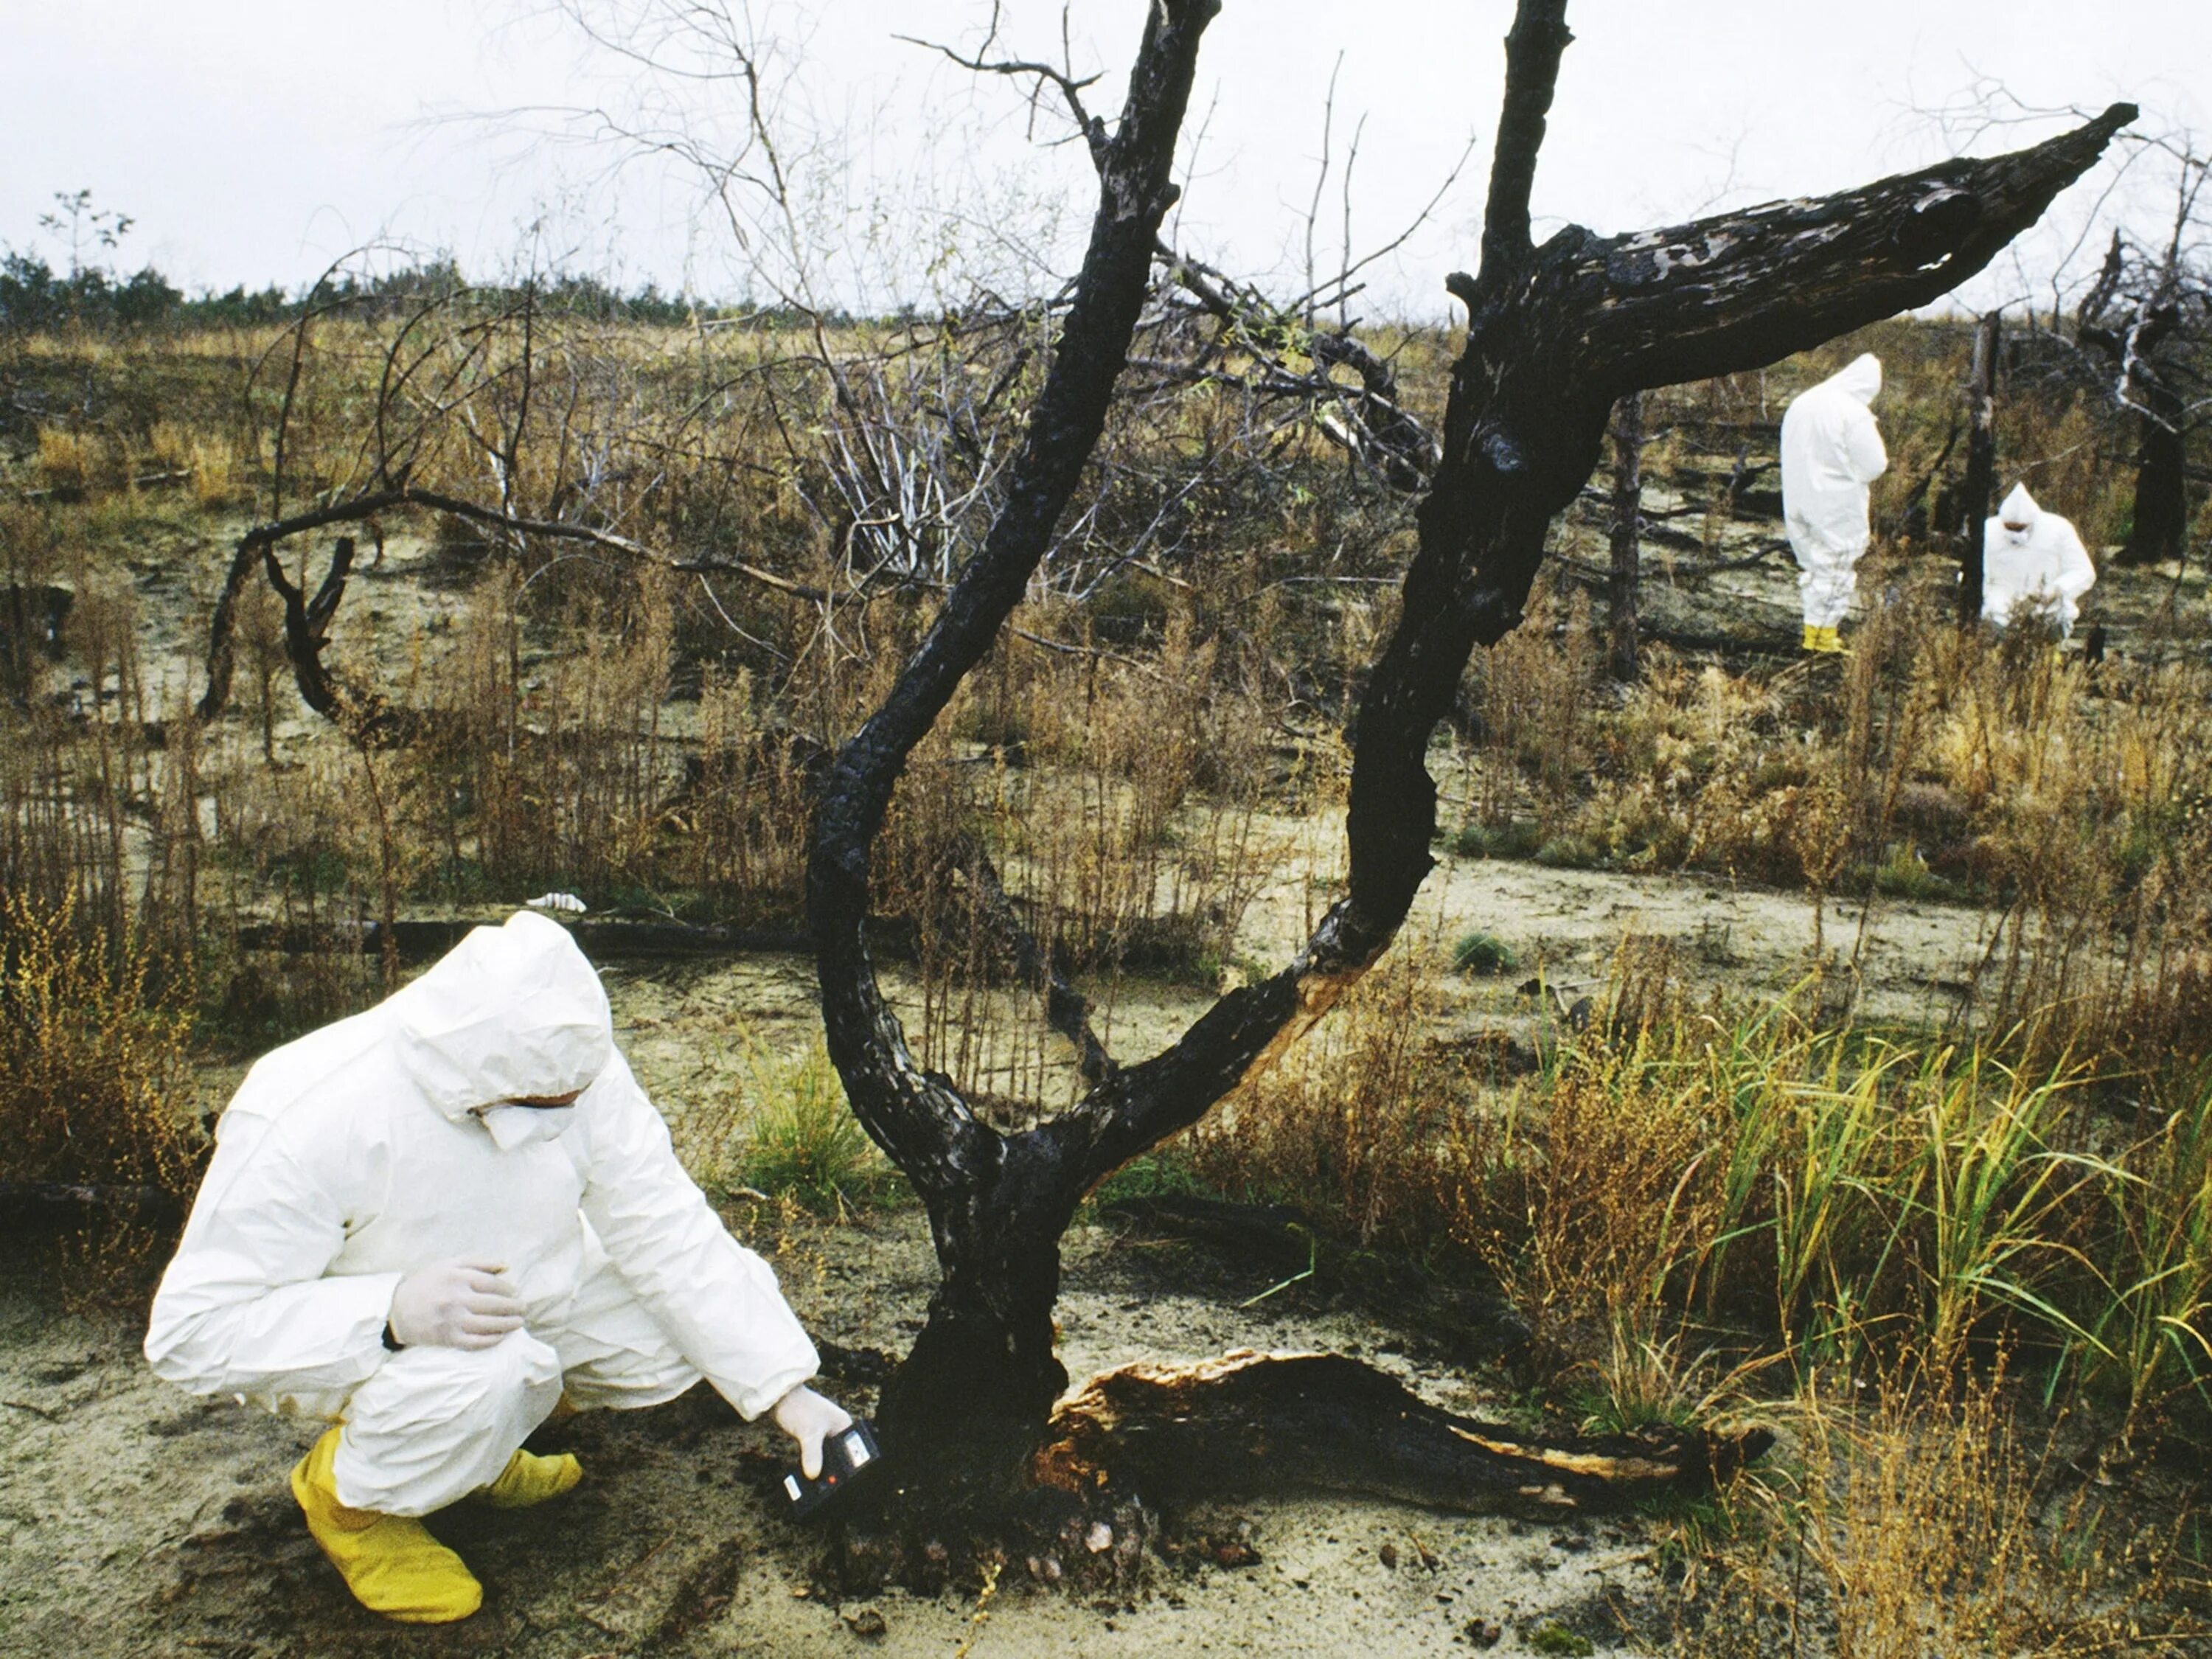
[
  {"xmin": 1606, "ymin": 391, "xmax": 1644, "ymax": 681},
  {"xmin": 807, "ymin": 0, "xmax": 2129, "ymax": 1530},
  {"xmin": 2073, "ymin": 184, "xmax": 2211, "ymax": 569},
  {"xmin": 1961, "ymin": 310, "xmax": 2001, "ymax": 627}
]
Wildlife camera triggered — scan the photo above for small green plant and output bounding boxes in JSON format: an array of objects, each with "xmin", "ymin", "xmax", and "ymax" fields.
[
  {"xmin": 734, "ymin": 1040, "xmax": 897, "ymax": 1217},
  {"xmin": 1451, "ymin": 818, "xmax": 1545, "ymax": 860},
  {"xmin": 1086, "ymin": 1147, "xmax": 1215, "ymax": 1211},
  {"xmin": 1528, "ymin": 1621, "xmax": 1595, "ymax": 1657},
  {"xmin": 1451, "ymin": 930, "xmax": 1520, "ymax": 976},
  {"xmin": 1534, "ymin": 833, "xmax": 1603, "ymax": 869},
  {"xmin": 1864, "ymin": 840, "xmax": 1950, "ymax": 900}
]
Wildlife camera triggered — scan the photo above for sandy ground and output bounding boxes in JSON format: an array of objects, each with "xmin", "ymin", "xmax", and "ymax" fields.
[
  {"xmin": 0, "ymin": 819, "xmax": 2020, "ymax": 1654},
  {"xmin": 2, "ymin": 1195, "xmax": 1676, "ymax": 1659}
]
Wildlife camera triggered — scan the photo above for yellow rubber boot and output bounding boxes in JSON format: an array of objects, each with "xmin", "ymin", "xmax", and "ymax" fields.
[
  {"xmin": 1802, "ymin": 622, "xmax": 1821, "ymax": 652},
  {"xmin": 289, "ymin": 1427, "xmax": 483, "ymax": 1624},
  {"xmin": 477, "ymin": 1447, "xmax": 582, "ymax": 1510},
  {"xmin": 1807, "ymin": 625, "xmax": 1845, "ymax": 655}
]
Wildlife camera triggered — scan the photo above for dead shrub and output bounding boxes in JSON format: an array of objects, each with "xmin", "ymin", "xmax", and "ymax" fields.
[
  {"xmin": 0, "ymin": 889, "xmax": 202, "ymax": 1199},
  {"xmin": 1185, "ymin": 952, "xmax": 1477, "ymax": 1253}
]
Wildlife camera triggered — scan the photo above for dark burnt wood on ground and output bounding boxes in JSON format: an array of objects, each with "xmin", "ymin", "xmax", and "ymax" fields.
[{"xmin": 1036, "ymin": 1351, "xmax": 1772, "ymax": 1517}]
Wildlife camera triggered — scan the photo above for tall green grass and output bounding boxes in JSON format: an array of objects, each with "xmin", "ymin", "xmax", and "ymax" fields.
[{"xmin": 1472, "ymin": 992, "xmax": 2212, "ymax": 1425}]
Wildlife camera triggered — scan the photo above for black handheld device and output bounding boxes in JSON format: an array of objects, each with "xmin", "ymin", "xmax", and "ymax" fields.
[{"xmin": 780, "ymin": 1418, "xmax": 883, "ymax": 1520}]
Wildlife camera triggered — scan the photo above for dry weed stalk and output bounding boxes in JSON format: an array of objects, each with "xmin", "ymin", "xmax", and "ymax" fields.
[{"xmin": 1683, "ymin": 1365, "xmax": 2205, "ymax": 1658}]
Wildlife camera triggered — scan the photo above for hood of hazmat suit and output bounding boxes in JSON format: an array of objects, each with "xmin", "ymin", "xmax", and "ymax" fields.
[
  {"xmin": 1781, "ymin": 353, "xmax": 1888, "ymax": 560},
  {"xmin": 145, "ymin": 911, "xmax": 817, "ymax": 1423},
  {"xmin": 1983, "ymin": 483, "xmax": 2097, "ymax": 635},
  {"xmin": 386, "ymin": 913, "xmax": 612, "ymax": 1119}
]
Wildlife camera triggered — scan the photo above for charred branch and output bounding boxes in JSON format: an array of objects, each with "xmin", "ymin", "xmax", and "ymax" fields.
[
  {"xmin": 197, "ymin": 485, "xmax": 826, "ymax": 723},
  {"xmin": 1143, "ymin": 251, "xmax": 1441, "ymax": 493},
  {"xmin": 945, "ymin": 832, "xmax": 1117, "ymax": 1088},
  {"xmin": 1479, "ymin": 0, "xmax": 1573, "ymax": 275},
  {"xmin": 1961, "ymin": 311, "xmax": 2001, "ymax": 625},
  {"xmin": 1308, "ymin": 330, "xmax": 1441, "ymax": 489},
  {"xmin": 809, "ymin": 0, "xmax": 1218, "ymax": 1211},
  {"xmin": 262, "ymin": 538, "xmax": 365, "ymax": 725}
]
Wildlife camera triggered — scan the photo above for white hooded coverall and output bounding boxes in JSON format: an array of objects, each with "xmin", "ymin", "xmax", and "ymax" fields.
[
  {"xmin": 145, "ymin": 911, "xmax": 819, "ymax": 1517},
  {"xmin": 1983, "ymin": 483, "xmax": 2097, "ymax": 639},
  {"xmin": 1780, "ymin": 353, "xmax": 1889, "ymax": 628}
]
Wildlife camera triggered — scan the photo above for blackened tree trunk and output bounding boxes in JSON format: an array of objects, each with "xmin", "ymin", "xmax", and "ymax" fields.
[
  {"xmin": 1607, "ymin": 392, "xmax": 1644, "ymax": 682},
  {"xmin": 1960, "ymin": 310, "xmax": 2000, "ymax": 627},
  {"xmin": 2076, "ymin": 229, "xmax": 2199, "ymax": 571},
  {"xmin": 807, "ymin": 0, "xmax": 1224, "ymax": 1517},
  {"xmin": 2119, "ymin": 375, "xmax": 2191, "ymax": 566},
  {"xmin": 805, "ymin": 0, "xmax": 2130, "ymax": 1529}
]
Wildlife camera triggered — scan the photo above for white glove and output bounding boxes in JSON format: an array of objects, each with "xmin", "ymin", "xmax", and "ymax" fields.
[
  {"xmin": 772, "ymin": 1384, "xmax": 855, "ymax": 1479},
  {"xmin": 387, "ymin": 1259, "xmax": 526, "ymax": 1351}
]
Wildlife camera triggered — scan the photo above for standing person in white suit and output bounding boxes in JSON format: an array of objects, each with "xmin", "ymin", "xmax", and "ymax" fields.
[
  {"xmin": 1982, "ymin": 482, "xmax": 2098, "ymax": 640},
  {"xmin": 145, "ymin": 911, "xmax": 853, "ymax": 1624},
  {"xmin": 1780, "ymin": 352, "xmax": 1889, "ymax": 653}
]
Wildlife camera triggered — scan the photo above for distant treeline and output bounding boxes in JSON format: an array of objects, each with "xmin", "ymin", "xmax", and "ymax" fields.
[{"xmin": 0, "ymin": 252, "xmax": 845, "ymax": 333}]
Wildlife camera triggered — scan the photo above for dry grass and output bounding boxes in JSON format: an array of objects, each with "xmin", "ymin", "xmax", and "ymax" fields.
[
  {"xmin": 1183, "ymin": 950, "xmax": 1470, "ymax": 1251},
  {"xmin": 1680, "ymin": 1365, "xmax": 2205, "ymax": 1658},
  {"xmin": 1445, "ymin": 572, "xmax": 2212, "ymax": 1069}
]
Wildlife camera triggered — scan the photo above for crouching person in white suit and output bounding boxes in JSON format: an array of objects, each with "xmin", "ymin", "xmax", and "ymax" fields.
[
  {"xmin": 1983, "ymin": 482, "xmax": 2098, "ymax": 641},
  {"xmin": 145, "ymin": 911, "xmax": 852, "ymax": 1624}
]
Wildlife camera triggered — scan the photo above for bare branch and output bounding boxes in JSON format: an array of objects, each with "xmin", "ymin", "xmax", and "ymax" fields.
[
  {"xmin": 1478, "ymin": 0, "xmax": 1573, "ymax": 276},
  {"xmin": 897, "ymin": 4, "xmax": 1107, "ymax": 173}
]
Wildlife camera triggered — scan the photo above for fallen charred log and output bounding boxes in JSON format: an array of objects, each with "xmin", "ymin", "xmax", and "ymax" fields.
[
  {"xmin": 1037, "ymin": 1351, "xmax": 1770, "ymax": 1517},
  {"xmin": 229, "ymin": 915, "xmax": 819, "ymax": 964}
]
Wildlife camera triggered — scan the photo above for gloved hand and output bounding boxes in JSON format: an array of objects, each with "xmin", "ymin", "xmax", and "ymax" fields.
[
  {"xmin": 387, "ymin": 1260, "xmax": 526, "ymax": 1351},
  {"xmin": 772, "ymin": 1384, "xmax": 855, "ymax": 1479}
]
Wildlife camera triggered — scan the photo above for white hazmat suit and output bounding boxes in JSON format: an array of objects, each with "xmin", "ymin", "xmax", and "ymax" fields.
[
  {"xmin": 1983, "ymin": 483, "xmax": 2096, "ymax": 639},
  {"xmin": 145, "ymin": 911, "xmax": 821, "ymax": 1520},
  {"xmin": 1780, "ymin": 353, "xmax": 1889, "ymax": 636}
]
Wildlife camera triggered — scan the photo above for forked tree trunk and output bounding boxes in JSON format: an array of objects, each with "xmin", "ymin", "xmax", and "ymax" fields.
[{"xmin": 804, "ymin": 0, "xmax": 2131, "ymax": 1540}]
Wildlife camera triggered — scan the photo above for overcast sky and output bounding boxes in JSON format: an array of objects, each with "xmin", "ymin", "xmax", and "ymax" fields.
[{"xmin": 5, "ymin": 1, "xmax": 2208, "ymax": 320}]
